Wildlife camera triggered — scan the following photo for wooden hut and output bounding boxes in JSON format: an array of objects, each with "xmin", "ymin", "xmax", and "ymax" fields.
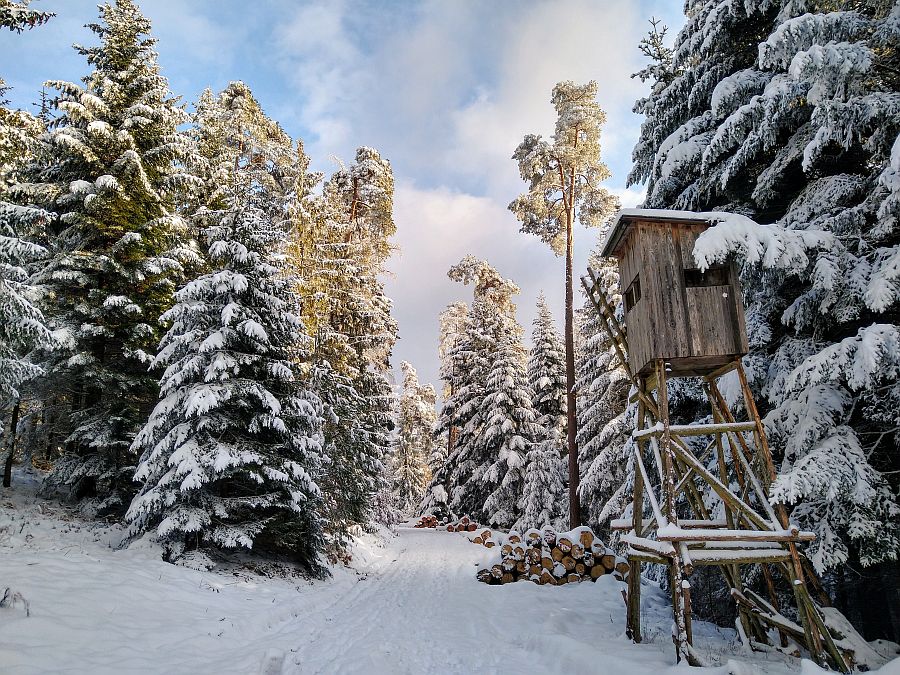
[{"xmin": 599, "ymin": 209, "xmax": 748, "ymax": 377}]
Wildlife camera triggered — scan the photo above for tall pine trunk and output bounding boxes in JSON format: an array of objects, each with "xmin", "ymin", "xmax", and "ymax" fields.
[{"xmin": 565, "ymin": 211, "xmax": 580, "ymax": 528}]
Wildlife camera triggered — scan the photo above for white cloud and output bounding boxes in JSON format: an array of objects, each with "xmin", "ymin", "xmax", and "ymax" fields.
[
  {"xmin": 386, "ymin": 181, "xmax": 518, "ymax": 390},
  {"xmin": 386, "ymin": 180, "xmax": 609, "ymax": 395},
  {"xmin": 611, "ymin": 186, "xmax": 647, "ymax": 209},
  {"xmin": 445, "ymin": 0, "xmax": 647, "ymax": 197},
  {"xmin": 150, "ymin": 0, "xmax": 242, "ymax": 68},
  {"xmin": 265, "ymin": 0, "xmax": 671, "ymax": 393}
]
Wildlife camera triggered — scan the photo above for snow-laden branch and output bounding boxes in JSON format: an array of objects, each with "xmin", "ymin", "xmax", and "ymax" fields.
[
  {"xmin": 692, "ymin": 212, "xmax": 833, "ymax": 272},
  {"xmin": 785, "ymin": 323, "xmax": 900, "ymax": 394}
]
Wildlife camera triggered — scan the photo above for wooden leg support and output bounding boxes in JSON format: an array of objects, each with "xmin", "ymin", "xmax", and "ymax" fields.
[{"xmin": 627, "ymin": 559, "xmax": 642, "ymax": 643}]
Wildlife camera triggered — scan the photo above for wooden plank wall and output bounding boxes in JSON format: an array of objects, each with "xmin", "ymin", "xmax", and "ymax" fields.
[
  {"xmin": 618, "ymin": 218, "xmax": 749, "ymax": 374},
  {"xmin": 618, "ymin": 225, "xmax": 652, "ymax": 374}
]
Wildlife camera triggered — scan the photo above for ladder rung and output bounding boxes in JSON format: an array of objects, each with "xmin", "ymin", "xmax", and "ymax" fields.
[
  {"xmin": 688, "ymin": 548, "xmax": 791, "ymax": 565},
  {"xmin": 632, "ymin": 421, "xmax": 757, "ymax": 439},
  {"xmin": 621, "ymin": 533, "xmax": 675, "ymax": 557},
  {"xmin": 657, "ymin": 526, "xmax": 815, "ymax": 543},
  {"xmin": 678, "ymin": 519, "xmax": 728, "ymax": 529}
]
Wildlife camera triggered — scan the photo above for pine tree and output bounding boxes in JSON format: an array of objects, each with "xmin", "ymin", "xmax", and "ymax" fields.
[
  {"xmin": 574, "ymin": 255, "xmax": 631, "ymax": 534},
  {"xmin": 294, "ymin": 147, "xmax": 399, "ymax": 538},
  {"xmin": 393, "ymin": 361, "xmax": 436, "ymax": 513},
  {"xmin": 528, "ymin": 293, "xmax": 567, "ymax": 442},
  {"xmin": 510, "ymin": 80, "xmax": 620, "ymax": 527},
  {"xmin": 628, "ymin": 0, "xmax": 900, "ymax": 578},
  {"xmin": 1, "ymin": 10, "xmax": 54, "ymax": 487},
  {"xmin": 429, "ymin": 256, "xmax": 532, "ymax": 524},
  {"xmin": 126, "ymin": 206, "xmax": 325, "ymax": 569},
  {"xmin": 20, "ymin": 0, "xmax": 198, "ymax": 510}
]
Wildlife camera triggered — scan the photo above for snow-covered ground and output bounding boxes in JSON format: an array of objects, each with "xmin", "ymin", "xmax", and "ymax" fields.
[{"xmin": 1, "ymin": 471, "xmax": 898, "ymax": 675}]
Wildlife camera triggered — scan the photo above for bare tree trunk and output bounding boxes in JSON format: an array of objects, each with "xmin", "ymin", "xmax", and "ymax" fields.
[
  {"xmin": 3, "ymin": 400, "xmax": 22, "ymax": 488},
  {"xmin": 565, "ymin": 213, "xmax": 580, "ymax": 528}
]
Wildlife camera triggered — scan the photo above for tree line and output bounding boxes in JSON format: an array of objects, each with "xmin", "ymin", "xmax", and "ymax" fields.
[{"xmin": 0, "ymin": 0, "xmax": 405, "ymax": 572}]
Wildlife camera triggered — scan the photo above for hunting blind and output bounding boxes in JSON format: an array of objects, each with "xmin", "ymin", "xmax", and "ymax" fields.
[
  {"xmin": 599, "ymin": 211, "xmax": 748, "ymax": 376},
  {"xmin": 583, "ymin": 209, "xmax": 855, "ymax": 672}
]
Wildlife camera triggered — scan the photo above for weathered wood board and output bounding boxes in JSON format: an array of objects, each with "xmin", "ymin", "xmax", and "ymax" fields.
[{"xmin": 610, "ymin": 215, "xmax": 749, "ymax": 376}]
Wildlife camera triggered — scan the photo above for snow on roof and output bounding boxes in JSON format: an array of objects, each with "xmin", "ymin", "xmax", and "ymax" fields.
[{"xmin": 600, "ymin": 208, "xmax": 735, "ymax": 259}]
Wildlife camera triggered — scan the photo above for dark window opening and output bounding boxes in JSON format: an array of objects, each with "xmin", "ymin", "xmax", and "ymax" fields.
[
  {"xmin": 625, "ymin": 275, "xmax": 642, "ymax": 312},
  {"xmin": 684, "ymin": 265, "xmax": 729, "ymax": 287}
]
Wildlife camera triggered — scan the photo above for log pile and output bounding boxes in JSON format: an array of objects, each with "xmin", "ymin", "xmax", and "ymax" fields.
[
  {"xmin": 445, "ymin": 515, "xmax": 478, "ymax": 533},
  {"xmin": 476, "ymin": 526, "xmax": 629, "ymax": 586},
  {"xmin": 467, "ymin": 528, "xmax": 497, "ymax": 548},
  {"xmin": 414, "ymin": 515, "xmax": 439, "ymax": 528}
]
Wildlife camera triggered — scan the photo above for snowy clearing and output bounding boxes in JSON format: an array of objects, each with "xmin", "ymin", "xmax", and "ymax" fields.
[{"xmin": 1, "ymin": 472, "xmax": 897, "ymax": 675}]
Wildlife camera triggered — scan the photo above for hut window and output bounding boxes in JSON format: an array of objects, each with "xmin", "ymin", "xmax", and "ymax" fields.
[
  {"xmin": 684, "ymin": 266, "xmax": 729, "ymax": 288},
  {"xmin": 625, "ymin": 275, "xmax": 642, "ymax": 312}
]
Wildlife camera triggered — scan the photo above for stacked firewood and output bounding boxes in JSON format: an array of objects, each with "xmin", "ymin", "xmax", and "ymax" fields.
[
  {"xmin": 476, "ymin": 527, "xmax": 629, "ymax": 586},
  {"xmin": 414, "ymin": 515, "xmax": 439, "ymax": 528},
  {"xmin": 467, "ymin": 528, "xmax": 497, "ymax": 548},
  {"xmin": 445, "ymin": 515, "xmax": 478, "ymax": 533}
]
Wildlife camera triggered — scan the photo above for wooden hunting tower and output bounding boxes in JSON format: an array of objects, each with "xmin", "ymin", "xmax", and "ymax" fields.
[
  {"xmin": 583, "ymin": 209, "xmax": 853, "ymax": 672},
  {"xmin": 599, "ymin": 210, "xmax": 748, "ymax": 377}
]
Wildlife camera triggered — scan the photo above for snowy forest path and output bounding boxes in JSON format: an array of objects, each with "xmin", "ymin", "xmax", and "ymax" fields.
[
  {"xmin": 2, "ymin": 481, "xmax": 828, "ymax": 675},
  {"xmin": 282, "ymin": 527, "xmax": 707, "ymax": 674}
]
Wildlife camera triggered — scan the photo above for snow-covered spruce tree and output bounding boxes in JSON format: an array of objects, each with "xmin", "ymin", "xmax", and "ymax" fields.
[
  {"xmin": 392, "ymin": 361, "xmax": 436, "ymax": 513},
  {"xmin": 0, "ymin": 10, "xmax": 54, "ymax": 486},
  {"xmin": 510, "ymin": 80, "xmax": 619, "ymax": 527},
  {"xmin": 293, "ymin": 147, "xmax": 399, "ymax": 539},
  {"xmin": 125, "ymin": 204, "xmax": 326, "ymax": 570},
  {"xmin": 420, "ymin": 301, "xmax": 469, "ymax": 520},
  {"xmin": 515, "ymin": 431, "xmax": 567, "ymax": 531},
  {"xmin": 17, "ymin": 0, "xmax": 198, "ymax": 510},
  {"xmin": 629, "ymin": 0, "xmax": 900, "ymax": 637},
  {"xmin": 512, "ymin": 293, "xmax": 568, "ymax": 531},
  {"xmin": 433, "ymin": 301, "xmax": 468, "ymax": 469},
  {"xmin": 479, "ymin": 308, "xmax": 540, "ymax": 529},
  {"xmin": 574, "ymin": 254, "xmax": 631, "ymax": 535},
  {"xmin": 528, "ymin": 292, "xmax": 567, "ymax": 440},
  {"xmin": 191, "ymin": 82, "xmax": 307, "ymax": 223},
  {"xmin": 430, "ymin": 256, "xmax": 530, "ymax": 525},
  {"xmin": 0, "ymin": 34, "xmax": 51, "ymax": 406}
]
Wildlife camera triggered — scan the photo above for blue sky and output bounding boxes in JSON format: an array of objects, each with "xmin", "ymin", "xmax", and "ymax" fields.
[{"xmin": 2, "ymin": 0, "xmax": 684, "ymax": 393}]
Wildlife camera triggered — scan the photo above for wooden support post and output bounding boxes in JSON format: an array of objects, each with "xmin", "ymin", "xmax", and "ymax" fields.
[
  {"xmin": 786, "ymin": 547, "xmax": 827, "ymax": 667},
  {"xmin": 655, "ymin": 360, "xmax": 691, "ymax": 664},
  {"xmin": 705, "ymin": 382, "xmax": 758, "ymax": 641},
  {"xmin": 627, "ymin": 558, "xmax": 642, "ymax": 643},
  {"xmin": 627, "ymin": 381, "xmax": 646, "ymax": 643},
  {"xmin": 682, "ymin": 580, "xmax": 694, "ymax": 646}
]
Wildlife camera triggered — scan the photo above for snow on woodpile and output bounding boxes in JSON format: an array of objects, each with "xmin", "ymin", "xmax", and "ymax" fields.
[
  {"xmin": 474, "ymin": 526, "xmax": 627, "ymax": 586},
  {"xmin": 414, "ymin": 514, "xmax": 440, "ymax": 528}
]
